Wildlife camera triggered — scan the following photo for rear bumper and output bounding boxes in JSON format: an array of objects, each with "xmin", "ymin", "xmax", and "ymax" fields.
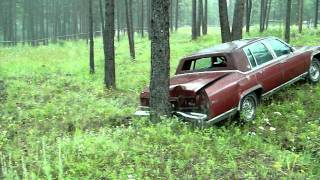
[{"xmin": 134, "ymin": 106, "xmax": 238, "ymax": 125}]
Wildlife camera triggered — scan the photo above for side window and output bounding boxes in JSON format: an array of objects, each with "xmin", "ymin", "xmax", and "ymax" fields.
[
  {"xmin": 267, "ymin": 39, "xmax": 292, "ymax": 57},
  {"xmin": 250, "ymin": 43, "xmax": 274, "ymax": 65},
  {"xmin": 194, "ymin": 57, "xmax": 212, "ymax": 70},
  {"xmin": 244, "ymin": 48, "xmax": 257, "ymax": 68}
]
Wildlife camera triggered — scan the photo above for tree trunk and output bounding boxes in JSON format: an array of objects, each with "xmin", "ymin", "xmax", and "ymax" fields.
[
  {"xmin": 99, "ymin": 0, "xmax": 105, "ymax": 33},
  {"xmin": 260, "ymin": 0, "xmax": 266, "ymax": 32},
  {"xmin": 150, "ymin": 0, "xmax": 171, "ymax": 122},
  {"xmin": 246, "ymin": 0, "xmax": 252, "ymax": 33},
  {"xmin": 192, "ymin": 0, "xmax": 197, "ymax": 40},
  {"xmin": 89, "ymin": 0, "xmax": 95, "ymax": 74},
  {"xmin": 265, "ymin": 0, "xmax": 272, "ymax": 30},
  {"xmin": 202, "ymin": 0, "xmax": 208, "ymax": 35},
  {"xmin": 170, "ymin": 0, "xmax": 174, "ymax": 31},
  {"xmin": 175, "ymin": 0, "xmax": 179, "ymax": 31},
  {"xmin": 231, "ymin": 0, "xmax": 245, "ymax": 40},
  {"xmin": 104, "ymin": 0, "xmax": 116, "ymax": 89},
  {"xmin": 218, "ymin": 0, "xmax": 231, "ymax": 42},
  {"xmin": 197, "ymin": 0, "xmax": 203, "ymax": 37},
  {"xmin": 285, "ymin": 0, "xmax": 292, "ymax": 43},
  {"xmin": 147, "ymin": 0, "xmax": 151, "ymax": 39},
  {"xmin": 316, "ymin": 0, "xmax": 319, "ymax": 28},
  {"xmin": 298, "ymin": 0, "xmax": 303, "ymax": 33},
  {"xmin": 125, "ymin": 0, "xmax": 136, "ymax": 59},
  {"xmin": 140, "ymin": 0, "xmax": 145, "ymax": 37},
  {"xmin": 116, "ymin": 1, "xmax": 121, "ymax": 41}
]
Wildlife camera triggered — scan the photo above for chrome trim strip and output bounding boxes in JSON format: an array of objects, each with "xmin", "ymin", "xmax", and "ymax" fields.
[
  {"xmin": 175, "ymin": 112, "xmax": 208, "ymax": 121},
  {"xmin": 206, "ymin": 108, "xmax": 238, "ymax": 124},
  {"xmin": 262, "ymin": 72, "xmax": 308, "ymax": 97}
]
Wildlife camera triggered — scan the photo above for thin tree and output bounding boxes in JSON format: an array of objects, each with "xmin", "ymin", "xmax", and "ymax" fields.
[
  {"xmin": 89, "ymin": 0, "xmax": 95, "ymax": 74},
  {"xmin": 297, "ymin": 0, "xmax": 303, "ymax": 33},
  {"xmin": 140, "ymin": 0, "xmax": 145, "ymax": 38},
  {"xmin": 104, "ymin": 0, "xmax": 116, "ymax": 89},
  {"xmin": 284, "ymin": 0, "xmax": 292, "ymax": 43},
  {"xmin": 150, "ymin": 0, "xmax": 171, "ymax": 122},
  {"xmin": 125, "ymin": 0, "xmax": 135, "ymax": 59},
  {"xmin": 192, "ymin": 0, "xmax": 197, "ymax": 40},
  {"xmin": 175, "ymin": 0, "xmax": 179, "ymax": 31},
  {"xmin": 231, "ymin": 0, "xmax": 245, "ymax": 40},
  {"xmin": 197, "ymin": 0, "xmax": 203, "ymax": 37},
  {"xmin": 316, "ymin": 0, "xmax": 319, "ymax": 28},
  {"xmin": 218, "ymin": 0, "xmax": 231, "ymax": 42},
  {"xmin": 260, "ymin": 0, "xmax": 266, "ymax": 32},
  {"xmin": 170, "ymin": 0, "xmax": 174, "ymax": 31},
  {"xmin": 246, "ymin": 0, "xmax": 252, "ymax": 33},
  {"xmin": 265, "ymin": 0, "xmax": 272, "ymax": 30},
  {"xmin": 202, "ymin": 0, "xmax": 208, "ymax": 35}
]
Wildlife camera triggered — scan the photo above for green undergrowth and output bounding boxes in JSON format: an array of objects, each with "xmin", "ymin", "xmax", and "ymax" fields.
[{"xmin": 0, "ymin": 27, "xmax": 320, "ymax": 179}]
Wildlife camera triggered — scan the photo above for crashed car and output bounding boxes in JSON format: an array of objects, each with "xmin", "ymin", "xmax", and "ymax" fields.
[{"xmin": 135, "ymin": 37, "xmax": 320, "ymax": 124}]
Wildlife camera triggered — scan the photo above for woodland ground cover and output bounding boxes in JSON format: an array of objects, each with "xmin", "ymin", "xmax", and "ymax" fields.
[{"xmin": 0, "ymin": 27, "xmax": 320, "ymax": 179}]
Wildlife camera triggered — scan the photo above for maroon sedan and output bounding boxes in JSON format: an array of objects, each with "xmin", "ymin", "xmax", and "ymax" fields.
[{"xmin": 136, "ymin": 37, "xmax": 320, "ymax": 124}]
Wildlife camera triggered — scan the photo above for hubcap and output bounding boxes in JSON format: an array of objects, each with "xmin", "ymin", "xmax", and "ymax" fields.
[
  {"xmin": 242, "ymin": 97, "xmax": 255, "ymax": 121},
  {"xmin": 309, "ymin": 62, "xmax": 320, "ymax": 81}
]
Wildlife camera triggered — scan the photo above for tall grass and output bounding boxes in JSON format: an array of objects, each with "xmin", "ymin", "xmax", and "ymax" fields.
[{"xmin": 0, "ymin": 27, "xmax": 320, "ymax": 179}]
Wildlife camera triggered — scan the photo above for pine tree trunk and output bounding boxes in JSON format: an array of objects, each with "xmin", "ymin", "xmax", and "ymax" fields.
[
  {"xmin": 265, "ymin": 0, "xmax": 272, "ymax": 30},
  {"xmin": 197, "ymin": 0, "xmax": 203, "ymax": 37},
  {"xmin": 150, "ymin": 0, "xmax": 171, "ymax": 122},
  {"xmin": 116, "ymin": 1, "xmax": 121, "ymax": 41},
  {"xmin": 147, "ymin": 0, "xmax": 151, "ymax": 39},
  {"xmin": 125, "ymin": 0, "xmax": 136, "ymax": 59},
  {"xmin": 140, "ymin": 0, "xmax": 145, "ymax": 37},
  {"xmin": 231, "ymin": 0, "xmax": 245, "ymax": 40},
  {"xmin": 260, "ymin": 0, "xmax": 265, "ymax": 32},
  {"xmin": 202, "ymin": 0, "xmax": 208, "ymax": 35},
  {"xmin": 316, "ymin": 0, "xmax": 319, "ymax": 28},
  {"xmin": 104, "ymin": 0, "xmax": 116, "ymax": 89},
  {"xmin": 218, "ymin": 0, "xmax": 231, "ymax": 42},
  {"xmin": 175, "ymin": 0, "xmax": 179, "ymax": 31},
  {"xmin": 89, "ymin": 0, "xmax": 95, "ymax": 74},
  {"xmin": 246, "ymin": 0, "xmax": 252, "ymax": 33},
  {"xmin": 192, "ymin": 0, "xmax": 197, "ymax": 40},
  {"xmin": 298, "ymin": 0, "xmax": 303, "ymax": 33},
  {"xmin": 285, "ymin": 0, "xmax": 292, "ymax": 43}
]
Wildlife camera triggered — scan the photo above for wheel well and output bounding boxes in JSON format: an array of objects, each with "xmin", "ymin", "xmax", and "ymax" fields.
[
  {"xmin": 313, "ymin": 53, "xmax": 320, "ymax": 62},
  {"xmin": 252, "ymin": 88, "xmax": 263, "ymax": 102}
]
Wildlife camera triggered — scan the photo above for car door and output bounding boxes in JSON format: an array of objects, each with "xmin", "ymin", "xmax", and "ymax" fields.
[
  {"xmin": 265, "ymin": 39, "xmax": 308, "ymax": 83},
  {"xmin": 244, "ymin": 42, "xmax": 283, "ymax": 92}
]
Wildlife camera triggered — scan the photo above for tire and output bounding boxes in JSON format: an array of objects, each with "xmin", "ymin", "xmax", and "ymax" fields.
[
  {"xmin": 240, "ymin": 93, "xmax": 258, "ymax": 122},
  {"xmin": 308, "ymin": 59, "xmax": 320, "ymax": 84}
]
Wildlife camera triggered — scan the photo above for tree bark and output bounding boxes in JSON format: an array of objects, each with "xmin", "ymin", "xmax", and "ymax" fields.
[
  {"xmin": 125, "ymin": 0, "xmax": 136, "ymax": 59},
  {"xmin": 150, "ymin": 0, "xmax": 171, "ymax": 122},
  {"xmin": 202, "ymin": 0, "xmax": 208, "ymax": 35},
  {"xmin": 192, "ymin": 0, "xmax": 197, "ymax": 40},
  {"xmin": 218, "ymin": 0, "xmax": 231, "ymax": 42},
  {"xmin": 298, "ymin": 0, "xmax": 303, "ymax": 33},
  {"xmin": 265, "ymin": 0, "xmax": 272, "ymax": 30},
  {"xmin": 260, "ymin": 0, "xmax": 266, "ymax": 32},
  {"xmin": 89, "ymin": 0, "xmax": 95, "ymax": 74},
  {"xmin": 316, "ymin": 0, "xmax": 319, "ymax": 28},
  {"xmin": 246, "ymin": 0, "xmax": 252, "ymax": 33},
  {"xmin": 175, "ymin": 0, "xmax": 179, "ymax": 31},
  {"xmin": 285, "ymin": 0, "xmax": 292, "ymax": 43},
  {"xmin": 140, "ymin": 0, "xmax": 145, "ymax": 37},
  {"xmin": 104, "ymin": 0, "xmax": 116, "ymax": 89},
  {"xmin": 231, "ymin": 0, "xmax": 245, "ymax": 40},
  {"xmin": 197, "ymin": 0, "xmax": 203, "ymax": 37}
]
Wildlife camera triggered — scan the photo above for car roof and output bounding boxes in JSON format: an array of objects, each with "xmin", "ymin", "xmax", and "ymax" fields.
[{"xmin": 186, "ymin": 37, "xmax": 270, "ymax": 58}]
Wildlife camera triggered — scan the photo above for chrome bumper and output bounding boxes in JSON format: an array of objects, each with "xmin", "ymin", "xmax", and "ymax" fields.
[
  {"xmin": 134, "ymin": 106, "xmax": 238, "ymax": 126},
  {"xmin": 134, "ymin": 106, "xmax": 208, "ymax": 122}
]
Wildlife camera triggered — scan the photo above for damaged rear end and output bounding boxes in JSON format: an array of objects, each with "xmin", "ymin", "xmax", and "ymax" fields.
[{"xmin": 135, "ymin": 71, "xmax": 231, "ymax": 123}]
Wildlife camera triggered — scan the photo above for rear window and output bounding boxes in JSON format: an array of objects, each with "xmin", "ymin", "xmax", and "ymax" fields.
[{"xmin": 181, "ymin": 56, "xmax": 228, "ymax": 72}]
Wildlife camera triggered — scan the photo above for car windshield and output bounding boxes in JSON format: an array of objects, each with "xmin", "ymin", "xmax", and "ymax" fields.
[{"xmin": 181, "ymin": 56, "xmax": 232, "ymax": 72}]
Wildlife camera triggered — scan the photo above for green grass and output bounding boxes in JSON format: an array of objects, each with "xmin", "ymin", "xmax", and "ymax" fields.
[{"xmin": 0, "ymin": 27, "xmax": 320, "ymax": 179}]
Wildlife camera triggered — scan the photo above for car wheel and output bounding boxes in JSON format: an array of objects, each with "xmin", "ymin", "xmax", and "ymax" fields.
[
  {"xmin": 240, "ymin": 93, "xmax": 258, "ymax": 122},
  {"xmin": 308, "ymin": 59, "xmax": 320, "ymax": 84}
]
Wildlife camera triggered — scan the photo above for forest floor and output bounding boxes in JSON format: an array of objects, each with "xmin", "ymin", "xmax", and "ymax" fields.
[{"xmin": 1, "ymin": 27, "xmax": 320, "ymax": 179}]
